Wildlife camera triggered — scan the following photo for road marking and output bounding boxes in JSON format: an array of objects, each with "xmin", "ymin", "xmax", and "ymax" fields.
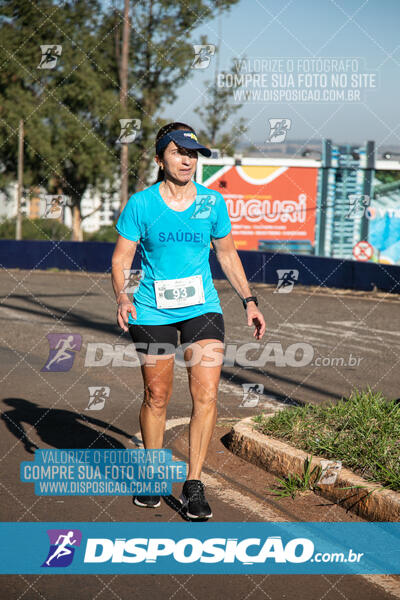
[
  {"xmin": 275, "ymin": 323, "xmax": 400, "ymax": 354},
  {"xmin": 201, "ymin": 472, "xmax": 287, "ymax": 522},
  {"xmin": 0, "ymin": 307, "xmax": 49, "ymax": 323},
  {"xmin": 328, "ymin": 321, "xmax": 400, "ymax": 338}
]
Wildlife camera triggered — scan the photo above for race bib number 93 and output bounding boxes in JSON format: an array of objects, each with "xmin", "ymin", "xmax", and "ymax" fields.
[{"xmin": 154, "ymin": 275, "xmax": 205, "ymax": 309}]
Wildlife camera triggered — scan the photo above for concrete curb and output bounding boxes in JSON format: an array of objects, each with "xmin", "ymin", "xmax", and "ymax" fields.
[{"xmin": 227, "ymin": 416, "xmax": 400, "ymax": 522}]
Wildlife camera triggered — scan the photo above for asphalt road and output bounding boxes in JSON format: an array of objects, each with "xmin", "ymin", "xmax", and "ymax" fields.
[{"xmin": 1, "ymin": 269, "xmax": 399, "ymax": 600}]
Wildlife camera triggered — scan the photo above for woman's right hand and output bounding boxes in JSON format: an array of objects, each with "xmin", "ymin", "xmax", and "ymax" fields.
[{"xmin": 117, "ymin": 295, "xmax": 137, "ymax": 332}]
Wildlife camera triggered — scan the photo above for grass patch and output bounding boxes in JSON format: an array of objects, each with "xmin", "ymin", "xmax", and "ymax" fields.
[
  {"xmin": 253, "ymin": 388, "xmax": 400, "ymax": 492},
  {"xmin": 268, "ymin": 455, "xmax": 323, "ymax": 499}
]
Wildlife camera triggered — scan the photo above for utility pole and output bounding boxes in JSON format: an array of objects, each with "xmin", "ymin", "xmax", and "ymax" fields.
[
  {"xmin": 16, "ymin": 119, "xmax": 24, "ymax": 240},
  {"xmin": 119, "ymin": 0, "xmax": 131, "ymax": 212},
  {"xmin": 211, "ymin": 1, "xmax": 222, "ymax": 147}
]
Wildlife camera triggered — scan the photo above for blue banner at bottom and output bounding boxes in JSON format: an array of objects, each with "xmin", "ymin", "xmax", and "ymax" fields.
[{"xmin": 1, "ymin": 522, "xmax": 399, "ymax": 574}]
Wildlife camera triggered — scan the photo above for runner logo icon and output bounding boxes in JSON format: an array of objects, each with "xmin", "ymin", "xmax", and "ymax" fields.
[
  {"xmin": 240, "ymin": 383, "xmax": 264, "ymax": 407},
  {"xmin": 117, "ymin": 119, "xmax": 141, "ymax": 144},
  {"xmin": 37, "ymin": 45, "xmax": 62, "ymax": 69},
  {"xmin": 86, "ymin": 386, "xmax": 110, "ymax": 411},
  {"xmin": 191, "ymin": 45, "xmax": 215, "ymax": 69},
  {"xmin": 43, "ymin": 194, "xmax": 67, "ymax": 219},
  {"xmin": 275, "ymin": 269, "xmax": 299, "ymax": 293},
  {"xmin": 42, "ymin": 529, "xmax": 82, "ymax": 568},
  {"xmin": 267, "ymin": 118, "xmax": 291, "ymax": 143},
  {"xmin": 41, "ymin": 333, "xmax": 82, "ymax": 372},
  {"xmin": 122, "ymin": 269, "xmax": 143, "ymax": 294}
]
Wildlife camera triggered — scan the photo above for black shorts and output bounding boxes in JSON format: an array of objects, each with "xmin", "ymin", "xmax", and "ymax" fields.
[{"xmin": 128, "ymin": 312, "xmax": 224, "ymax": 355}]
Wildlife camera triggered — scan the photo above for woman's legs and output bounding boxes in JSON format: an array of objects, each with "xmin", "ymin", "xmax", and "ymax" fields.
[
  {"xmin": 138, "ymin": 353, "xmax": 175, "ymax": 449},
  {"xmin": 129, "ymin": 322, "xmax": 177, "ymax": 450},
  {"xmin": 184, "ymin": 339, "xmax": 224, "ymax": 480},
  {"xmin": 130, "ymin": 315, "xmax": 223, "ymax": 516}
]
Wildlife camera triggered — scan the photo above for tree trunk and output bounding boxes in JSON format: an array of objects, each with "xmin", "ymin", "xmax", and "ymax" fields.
[
  {"xmin": 16, "ymin": 119, "xmax": 24, "ymax": 240},
  {"xmin": 72, "ymin": 203, "xmax": 83, "ymax": 241},
  {"xmin": 135, "ymin": 146, "xmax": 151, "ymax": 191},
  {"xmin": 119, "ymin": 0, "xmax": 131, "ymax": 212}
]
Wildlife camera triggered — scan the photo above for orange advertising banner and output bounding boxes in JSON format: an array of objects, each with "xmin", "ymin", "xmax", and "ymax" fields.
[{"xmin": 202, "ymin": 164, "xmax": 319, "ymax": 250}]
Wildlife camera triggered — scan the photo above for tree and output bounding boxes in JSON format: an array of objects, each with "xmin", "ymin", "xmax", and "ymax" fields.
[
  {"xmin": 0, "ymin": 0, "xmax": 126, "ymax": 240},
  {"xmin": 118, "ymin": 0, "xmax": 131, "ymax": 211},
  {"xmin": 0, "ymin": 0, "xmax": 241, "ymax": 237},
  {"xmin": 123, "ymin": 0, "xmax": 240, "ymax": 192},
  {"xmin": 0, "ymin": 216, "xmax": 71, "ymax": 240},
  {"xmin": 194, "ymin": 58, "xmax": 248, "ymax": 156}
]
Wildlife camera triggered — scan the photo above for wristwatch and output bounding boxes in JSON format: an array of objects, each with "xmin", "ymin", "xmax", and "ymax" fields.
[{"xmin": 242, "ymin": 295, "xmax": 258, "ymax": 309}]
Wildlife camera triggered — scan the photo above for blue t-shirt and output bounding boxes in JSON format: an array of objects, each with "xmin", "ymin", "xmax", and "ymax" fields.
[{"xmin": 115, "ymin": 180, "xmax": 232, "ymax": 325}]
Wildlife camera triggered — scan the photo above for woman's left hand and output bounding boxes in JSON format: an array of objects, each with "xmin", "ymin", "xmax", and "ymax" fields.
[{"xmin": 246, "ymin": 304, "xmax": 266, "ymax": 340}]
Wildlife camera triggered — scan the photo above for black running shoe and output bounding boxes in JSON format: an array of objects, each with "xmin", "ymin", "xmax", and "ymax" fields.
[
  {"xmin": 133, "ymin": 495, "xmax": 161, "ymax": 508},
  {"xmin": 179, "ymin": 479, "xmax": 212, "ymax": 519}
]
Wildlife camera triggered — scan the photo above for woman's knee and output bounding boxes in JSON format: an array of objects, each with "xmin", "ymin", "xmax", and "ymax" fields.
[
  {"xmin": 191, "ymin": 385, "xmax": 218, "ymax": 407},
  {"xmin": 143, "ymin": 385, "xmax": 171, "ymax": 411}
]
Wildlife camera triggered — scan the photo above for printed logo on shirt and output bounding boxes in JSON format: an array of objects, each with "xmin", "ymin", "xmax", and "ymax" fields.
[{"xmin": 190, "ymin": 194, "xmax": 216, "ymax": 219}]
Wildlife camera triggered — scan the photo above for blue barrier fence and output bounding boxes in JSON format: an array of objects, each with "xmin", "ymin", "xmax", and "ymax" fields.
[{"xmin": 1, "ymin": 239, "xmax": 399, "ymax": 293}]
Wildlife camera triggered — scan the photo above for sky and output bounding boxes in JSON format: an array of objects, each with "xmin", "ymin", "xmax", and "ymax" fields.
[{"xmin": 165, "ymin": 0, "xmax": 400, "ymax": 154}]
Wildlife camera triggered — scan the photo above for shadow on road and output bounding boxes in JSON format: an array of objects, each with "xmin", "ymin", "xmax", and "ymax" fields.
[
  {"xmin": 1, "ymin": 398, "xmax": 211, "ymax": 522},
  {"xmin": 161, "ymin": 494, "xmax": 210, "ymax": 522},
  {"xmin": 220, "ymin": 367, "xmax": 343, "ymax": 405},
  {"xmin": 0, "ymin": 296, "xmax": 121, "ymax": 337},
  {"xmin": 1, "ymin": 397, "xmax": 132, "ymax": 453}
]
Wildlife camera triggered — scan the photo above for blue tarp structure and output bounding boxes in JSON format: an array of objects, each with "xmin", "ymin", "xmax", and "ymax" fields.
[{"xmin": 1, "ymin": 239, "xmax": 399, "ymax": 293}]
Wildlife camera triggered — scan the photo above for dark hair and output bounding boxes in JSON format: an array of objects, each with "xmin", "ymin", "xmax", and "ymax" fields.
[{"xmin": 154, "ymin": 121, "xmax": 196, "ymax": 183}]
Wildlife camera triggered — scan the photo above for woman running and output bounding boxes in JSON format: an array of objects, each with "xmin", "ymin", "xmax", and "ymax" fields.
[{"xmin": 111, "ymin": 122, "xmax": 266, "ymax": 519}]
